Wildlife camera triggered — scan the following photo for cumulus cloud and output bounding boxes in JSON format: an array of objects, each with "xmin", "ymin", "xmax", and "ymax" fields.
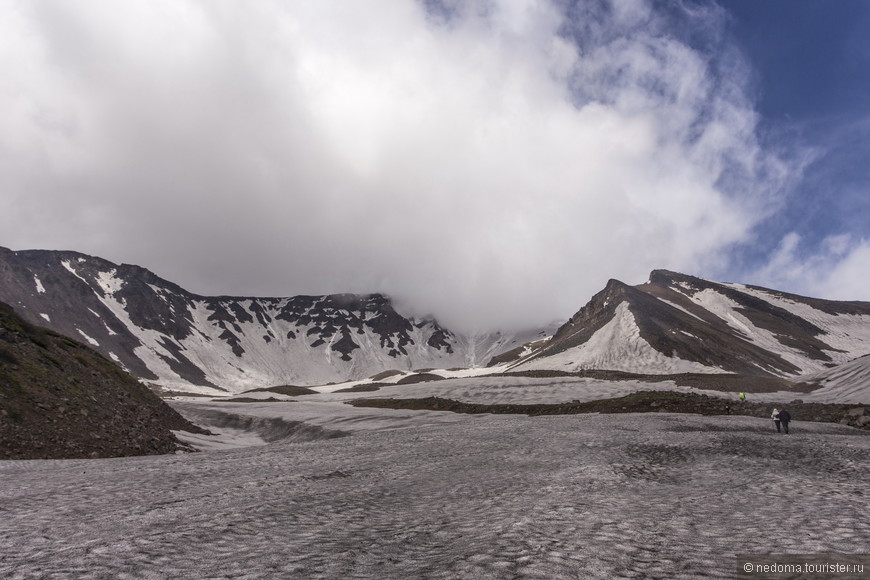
[{"xmin": 0, "ymin": 0, "xmax": 799, "ymax": 331}]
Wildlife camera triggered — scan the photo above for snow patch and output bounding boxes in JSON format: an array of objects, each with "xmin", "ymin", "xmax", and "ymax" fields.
[
  {"xmin": 672, "ymin": 281, "xmax": 696, "ymax": 294},
  {"xmin": 61, "ymin": 260, "xmax": 88, "ymax": 284},
  {"xmin": 39, "ymin": 313, "xmax": 50, "ymax": 323},
  {"xmin": 96, "ymin": 270, "xmax": 124, "ymax": 296},
  {"xmin": 690, "ymin": 289, "xmax": 753, "ymax": 335},
  {"xmin": 89, "ymin": 289, "xmax": 193, "ymax": 389},
  {"xmin": 728, "ymin": 285, "xmax": 870, "ymax": 364},
  {"xmin": 656, "ymin": 297, "xmax": 705, "ymax": 322},
  {"xmin": 34, "ymin": 275, "xmax": 45, "ymax": 294},
  {"xmin": 76, "ymin": 328, "xmax": 99, "ymax": 347}
]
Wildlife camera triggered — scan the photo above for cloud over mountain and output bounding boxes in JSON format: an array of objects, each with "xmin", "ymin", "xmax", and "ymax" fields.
[{"xmin": 0, "ymin": 0, "xmax": 830, "ymax": 332}]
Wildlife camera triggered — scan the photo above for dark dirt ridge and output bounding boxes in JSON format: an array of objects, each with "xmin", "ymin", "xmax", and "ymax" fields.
[
  {"xmin": 212, "ymin": 384, "xmax": 322, "ymax": 401},
  {"xmin": 242, "ymin": 385, "xmax": 319, "ymax": 396},
  {"xmin": 334, "ymin": 369, "xmax": 817, "ymax": 394},
  {"xmin": 349, "ymin": 390, "xmax": 870, "ymax": 431},
  {"xmin": 0, "ymin": 301, "xmax": 207, "ymax": 460},
  {"xmin": 499, "ymin": 369, "xmax": 817, "ymax": 393}
]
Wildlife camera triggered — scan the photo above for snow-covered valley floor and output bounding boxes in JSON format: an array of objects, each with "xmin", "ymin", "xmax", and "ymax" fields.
[{"xmin": 1, "ymin": 378, "xmax": 869, "ymax": 579}]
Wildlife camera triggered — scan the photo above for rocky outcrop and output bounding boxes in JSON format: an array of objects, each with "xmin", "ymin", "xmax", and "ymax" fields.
[{"xmin": 840, "ymin": 407, "xmax": 870, "ymax": 428}]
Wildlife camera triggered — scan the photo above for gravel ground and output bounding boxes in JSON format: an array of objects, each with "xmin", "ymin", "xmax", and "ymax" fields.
[{"xmin": 1, "ymin": 408, "xmax": 868, "ymax": 579}]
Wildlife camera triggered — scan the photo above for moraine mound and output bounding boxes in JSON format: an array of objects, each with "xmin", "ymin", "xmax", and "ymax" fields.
[{"xmin": 0, "ymin": 301, "xmax": 207, "ymax": 459}]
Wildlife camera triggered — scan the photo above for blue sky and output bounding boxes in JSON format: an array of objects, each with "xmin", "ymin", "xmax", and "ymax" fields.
[
  {"xmin": 722, "ymin": 0, "xmax": 869, "ymax": 121},
  {"xmin": 716, "ymin": 0, "xmax": 870, "ymax": 295},
  {"xmin": 0, "ymin": 0, "xmax": 868, "ymax": 331}
]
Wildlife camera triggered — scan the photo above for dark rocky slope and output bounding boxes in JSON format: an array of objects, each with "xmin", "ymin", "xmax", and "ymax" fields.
[{"xmin": 0, "ymin": 301, "xmax": 206, "ymax": 459}]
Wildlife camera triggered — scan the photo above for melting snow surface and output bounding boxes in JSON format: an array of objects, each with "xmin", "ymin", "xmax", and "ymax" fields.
[
  {"xmin": 794, "ymin": 356, "xmax": 870, "ymax": 404},
  {"xmin": 1, "ymin": 394, "xmax": 866, "ymax": 579}
]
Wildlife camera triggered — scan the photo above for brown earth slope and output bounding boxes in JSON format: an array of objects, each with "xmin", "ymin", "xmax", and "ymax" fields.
[{"xmin": 0, "ymin": 301, "xmax": 207, "ymax": 459}]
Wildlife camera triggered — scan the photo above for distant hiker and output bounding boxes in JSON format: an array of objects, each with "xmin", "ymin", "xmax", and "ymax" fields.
[
  {"xmin": 739, "ymin": 392, "xmax": 746, "ymax": 402},
  {"xmin": 725, "ymin": 404, "xmax": 731, "ymax": 415},
  {"xmin": 778, "ymin": 408, "xmax": 792, "ymax": 434},
  {"xmin": 771, "ymin": 408, "xmax": 781, "ymax": 433}
]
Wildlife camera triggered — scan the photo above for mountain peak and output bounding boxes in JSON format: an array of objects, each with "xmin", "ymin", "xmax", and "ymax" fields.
[
  {"xmin": 646, "ymin": 269, "xmax": 705, "ymax": 288},
  {"xmin": 502, "ymin": 268, "xmax": 870, "ymax": 377}
]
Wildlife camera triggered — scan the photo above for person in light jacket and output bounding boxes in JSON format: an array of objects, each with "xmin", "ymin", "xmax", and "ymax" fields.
[
  {"xmin": 778, "ymin": 408, "xmax": 792, "ymax": 434},
  {"xmin": 771, "ymin": 408, "xmax": 781, "ymax": 433}
]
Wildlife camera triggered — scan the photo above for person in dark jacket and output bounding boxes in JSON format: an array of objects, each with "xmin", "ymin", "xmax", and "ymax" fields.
[{"xmin": 778, "ymin": 408, "xmax": 792, "ymax": 434}]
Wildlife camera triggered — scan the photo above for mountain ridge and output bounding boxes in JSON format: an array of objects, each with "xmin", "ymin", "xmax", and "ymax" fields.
[
  {"xmin": 505, "ymin": 269, "xmax": 870, "ymax": 378},
  {"xmin": 3, "ymin": 247, "xmax": 870, "ymax": 395},
  {"xmin": 0, "ymin": 247, "xmax": 547, "ymax": 393}
]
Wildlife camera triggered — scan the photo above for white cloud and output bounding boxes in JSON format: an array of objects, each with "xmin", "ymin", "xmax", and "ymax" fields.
[
  {"xmin": 0, "ymin": 0, "xmax": 795, "ymax": 332},
  {"xmin": 746, "ymin": 232, "xmax": 870, "ymax": 301},
  {"xmin": 819, "ymin": 241, "xmax": 870, "ymax": 300}
]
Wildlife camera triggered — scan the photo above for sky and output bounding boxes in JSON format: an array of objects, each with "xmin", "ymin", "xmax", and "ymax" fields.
[{"xmin": 1, "ymin": 0, "xmax": 868, "ymax": 333}]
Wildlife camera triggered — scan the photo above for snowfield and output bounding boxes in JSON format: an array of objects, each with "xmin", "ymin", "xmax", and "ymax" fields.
[
  {"xmin": 1, "ymin": 377, "xmax": 869, "ymax": 579},
  {"xmin": 722, "ymin": 284, "xmax": 870, "ymax": 372}
]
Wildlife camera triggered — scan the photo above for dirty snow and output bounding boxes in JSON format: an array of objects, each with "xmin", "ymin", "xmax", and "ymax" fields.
[
  {"xmin": 789, "ymin": 356, "xmax": 870, "ymax": 404},
  {"xmin": 1, "ymin": 377, "xmax": 868, "ymax": 578},
  {"xmin": 1, "ymin": 399, "xmax": 867, "ymax": 579}
]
